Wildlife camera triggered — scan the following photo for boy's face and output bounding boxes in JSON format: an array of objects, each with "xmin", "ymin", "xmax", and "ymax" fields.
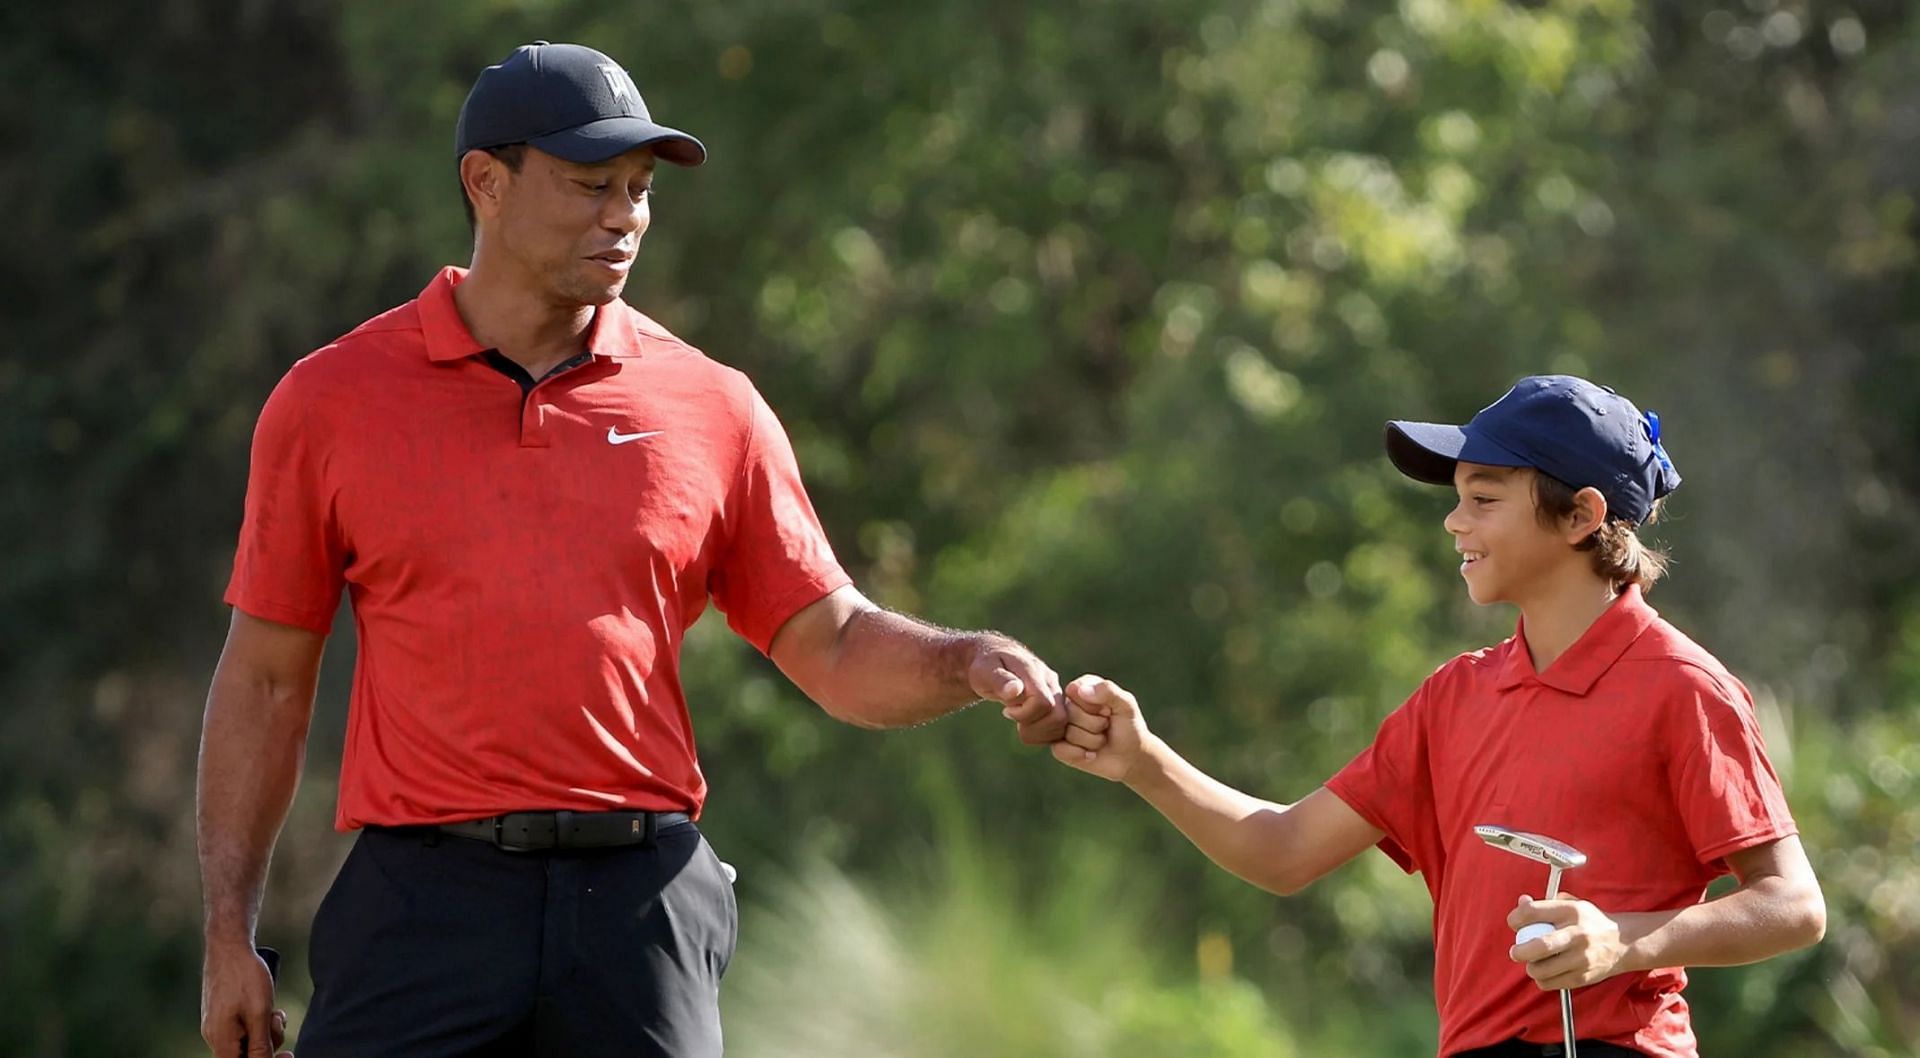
[{"xmin": 1444, "ymin": 463, "xmax": 1578, "ymax": 606}]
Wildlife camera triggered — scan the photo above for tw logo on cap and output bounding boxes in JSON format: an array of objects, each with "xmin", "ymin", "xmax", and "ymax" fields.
[{"xmin": 598, "ymin": 63, "xmax": 639, "ymax": 110}]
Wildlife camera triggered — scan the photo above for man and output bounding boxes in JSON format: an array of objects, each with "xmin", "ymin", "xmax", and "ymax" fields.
[
  {"xmin": 197, "ymin": 42, "xmax": 1105, "ymax": 1058},
  {"xmin": 1054, "ymin": 377, "xmax": 1824, "ymax": 1056}
]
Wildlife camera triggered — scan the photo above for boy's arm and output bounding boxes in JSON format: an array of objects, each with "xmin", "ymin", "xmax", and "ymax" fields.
[
  {"xmin": 1510, "ymin": 835, "xmax": 1825, "ymax": 989},
  {"xmin": 1057, "ymin": 676, "xmax": 1385, "ymax": 896}
]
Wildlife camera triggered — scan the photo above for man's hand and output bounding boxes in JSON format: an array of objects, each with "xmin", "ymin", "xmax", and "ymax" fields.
[
  {"xmin": 1507, "ymin": 893, "xmax": 1637, "ymax": 990},
  {"xmin": 200, "ymin": 941, "xmax": 291, "ymax": 1058},
  {"xmin": 1051, "ymin": 675, "xmax": 1152, "ymax": 782},
  {"xmin": 967, "ymin": 640, "xmax": 1101, "ymax": 747}
]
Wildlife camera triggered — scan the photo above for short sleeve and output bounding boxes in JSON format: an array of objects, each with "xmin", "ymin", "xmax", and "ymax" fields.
[
  {"xmin": 1664, "ymin": 668, "xmax": 1798, "ymax": 873},
  {"xmin": 708, "ymin": 388, "xmax": 851, "ymax": 654},
  {"xmin": 222, "ymin": 367, "xmax": 346, "ymax": 633},
  {"xmin": 1326, "ymin": 681, "xmax": 1441, "ymax": 875}
]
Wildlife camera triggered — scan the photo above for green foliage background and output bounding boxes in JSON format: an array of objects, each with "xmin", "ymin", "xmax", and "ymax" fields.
[{"xmin": 5, "ymin": 0, "xmax": 1918, "ymax": 1054}]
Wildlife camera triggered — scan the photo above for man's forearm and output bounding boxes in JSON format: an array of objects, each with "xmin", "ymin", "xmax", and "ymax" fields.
[
  {"xmin": 810, "ymin": 607, "xmax": 1010, "ymax": 728},
  {"xmin": 197, "ymin": 675, "xmax": 313, "ymax": 943},
  {"xmin": 1617, "ymin": 873, "xmax": 1826, "ymax": 973}
]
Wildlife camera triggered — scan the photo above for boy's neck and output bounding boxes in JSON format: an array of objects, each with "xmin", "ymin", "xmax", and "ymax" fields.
[{"xmin": 1515, "ymin": 570, "xmax": 1621, "ymax": 673}]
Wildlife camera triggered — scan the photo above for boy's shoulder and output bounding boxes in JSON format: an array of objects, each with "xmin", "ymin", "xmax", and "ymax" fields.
[
  {"xmin": 1624, "ymin": 611, "xmax": 1736, "ymax": 671},
  {"xmin": 1416, "ymin": 637, "xmax": 1519, "ymax": 696},
  {"xmin": 1613, "ymin": 611, "xmax": 1751, "ymax": 707}
]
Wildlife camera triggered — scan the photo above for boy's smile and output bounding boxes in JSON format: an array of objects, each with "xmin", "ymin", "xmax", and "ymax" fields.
[{"xmin": 1444, "ymin": 462, "xmax": 1573, "ymax": 607}]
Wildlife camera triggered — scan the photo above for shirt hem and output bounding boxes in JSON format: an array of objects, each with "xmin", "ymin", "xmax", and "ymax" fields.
[
  {"xmin": 1323, "ymin": 777, "xmax": 1417, "ymax": 874},
  {"xmin": 1694, "ymin": 822, "xmax": 1799, "ymax": 868},
  {"xmin": 225, "ymin": 592, "xmax": 337, "ymax": 635},
  {"xmin": 743, "ymin": 570, "xmax": 855, "ymax": 655}
]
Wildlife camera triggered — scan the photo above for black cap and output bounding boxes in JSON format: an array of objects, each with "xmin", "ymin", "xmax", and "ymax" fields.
[
  {"xmin": 455, "ymin": 42, "xmax": 706, "ymax": 166},
  {"xmin": 1384, "ymin": 375, "xmax": 1682, "ymax": 524}
]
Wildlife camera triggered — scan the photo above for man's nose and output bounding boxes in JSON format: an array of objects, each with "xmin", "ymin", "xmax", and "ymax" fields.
[{"xmin": 604, "ymin": 197, "xmax": 648, "ymax": 234}]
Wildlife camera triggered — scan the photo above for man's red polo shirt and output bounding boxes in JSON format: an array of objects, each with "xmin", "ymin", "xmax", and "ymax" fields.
[
  {"xmin": 226, "ymin": 267, "xmax": 851, "ymax": 829},
  {"xmin": 1326, "ymin": 587, "xmax": 1797, "ymax": 1058}
]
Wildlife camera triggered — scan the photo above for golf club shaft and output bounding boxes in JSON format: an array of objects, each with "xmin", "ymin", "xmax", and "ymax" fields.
[{"xmin": 1546, "ymin": 869, "xmax": 1573, "ymax": 1055}]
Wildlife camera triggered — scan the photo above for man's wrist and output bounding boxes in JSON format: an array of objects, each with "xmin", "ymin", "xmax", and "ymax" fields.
[
  {"xmin": 203, "ymin": 910, "xmax": 258, "ymax": 949},
  {"xmin": 964, "ymin": 630, "xmax": 1022, "ymax": 661},
  {"xmin": 954, "ymin": 630, "xmax": 1022, "ymax": 691},
  {"xmin": 204, "ymin": 931, "xmax": 258, "ymax": 957}
]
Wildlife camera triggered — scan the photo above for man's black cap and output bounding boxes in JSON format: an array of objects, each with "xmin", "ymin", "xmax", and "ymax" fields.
[
  {"xmin": 1384, "ymin": 375, "xmax": 1682, "ymax": 525},
  {"xmin": 455, "ymin": 42, "xmax": 706, "ymax": 166}
]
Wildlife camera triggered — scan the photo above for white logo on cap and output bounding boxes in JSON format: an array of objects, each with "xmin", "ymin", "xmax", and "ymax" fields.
[{"xmin": 598, "ymin": 63, "xmax": 638, "ymax": 109}]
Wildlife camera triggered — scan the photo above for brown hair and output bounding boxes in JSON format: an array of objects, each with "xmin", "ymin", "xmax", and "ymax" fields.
[{"xmin": 1531, "ymin": 472, "xmax": 1671, "ymax": 591}]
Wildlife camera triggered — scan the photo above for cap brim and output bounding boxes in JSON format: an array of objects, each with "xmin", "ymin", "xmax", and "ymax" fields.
[
  {"xmin": 528, "ymin": 116, "xmax": 707, "ymax": 166},
  {"xmin": 1385, "ymin": 421, "xmax": 1532, "ymax": 486}
]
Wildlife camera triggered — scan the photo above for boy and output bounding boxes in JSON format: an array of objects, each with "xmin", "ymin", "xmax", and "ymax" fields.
[{"xmin": 1055, "ymin": 376, "xmax": 1824, "ymax": 1057}]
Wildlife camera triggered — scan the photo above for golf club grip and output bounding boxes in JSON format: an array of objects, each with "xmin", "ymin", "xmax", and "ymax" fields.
[{"xmin": 1560, "ymin": 988, "xmax": 1577, "ymax": 1057}]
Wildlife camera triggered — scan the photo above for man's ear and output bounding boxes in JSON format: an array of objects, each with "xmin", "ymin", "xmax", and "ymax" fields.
[
  {"xmin": 1567, "ymin": 486, "xmax": 1608, "ymax": 542},
  {"xmin": 460, "ymin": 151, "xmax": 506, "ymax": 224}
]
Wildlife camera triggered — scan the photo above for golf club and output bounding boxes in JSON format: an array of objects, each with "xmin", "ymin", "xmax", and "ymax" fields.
[{"xmin": 1475, "ymin": 825, "xmax": 1588, "ymax": 1057}]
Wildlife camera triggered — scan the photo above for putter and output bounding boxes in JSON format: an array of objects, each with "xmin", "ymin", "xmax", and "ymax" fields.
[{"xmin": 1475, "ymin": 825, "xmax": 1588, "ymax": 1058}]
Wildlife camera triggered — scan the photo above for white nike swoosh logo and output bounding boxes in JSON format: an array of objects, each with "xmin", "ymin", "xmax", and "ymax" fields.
[{"xmin": 607, "ymin": 427, "xmax": 665, "ymax": 445}]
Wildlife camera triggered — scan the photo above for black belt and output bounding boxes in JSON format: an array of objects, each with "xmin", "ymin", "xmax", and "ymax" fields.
[
  {"xmin": 1456, "ymin": 1042, "xmax": 1643, "ymax": 1058},
  {"xmin": 434, "ymin": 810, "xmax": 692, "ymax": 851}
]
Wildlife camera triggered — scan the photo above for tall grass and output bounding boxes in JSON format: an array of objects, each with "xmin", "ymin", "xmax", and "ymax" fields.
[{"xmin": 721, "ymin": 811, "xmax": 1302, "ymax": 1058}]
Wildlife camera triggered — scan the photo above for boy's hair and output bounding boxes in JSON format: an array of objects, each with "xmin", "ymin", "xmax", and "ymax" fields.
[{"xmin": 1531, "ymin": 472, "xmax": 1670, "ymax": 591}]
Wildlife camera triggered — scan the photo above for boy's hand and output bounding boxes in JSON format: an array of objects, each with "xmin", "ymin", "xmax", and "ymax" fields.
[
  {"xmin": 1052, "ymin": 675, "xmax": 1152, "ymax": 782},
  {"xmin": 1507, "ymin": 893, "xmax": 1638, "ymax": 989}
]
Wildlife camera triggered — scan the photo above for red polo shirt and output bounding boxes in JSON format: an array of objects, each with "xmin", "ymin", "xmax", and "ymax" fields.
[
  {"xmin": 226, "ymin": 267, "xmax": 851, "ymax": 829},
  {"xmin": 1326, "ymin": 587, "xmax": 1797, "ymax": 1058}
]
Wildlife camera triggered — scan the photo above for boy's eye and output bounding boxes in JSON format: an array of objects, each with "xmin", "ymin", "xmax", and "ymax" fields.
[
  {"xmin": 578, "ymin": 180, "xmax": 609, "ymax": 192},
  {"xmin": 1473, "ymin": 496, "xmax": 1497, "ymax": 506}
]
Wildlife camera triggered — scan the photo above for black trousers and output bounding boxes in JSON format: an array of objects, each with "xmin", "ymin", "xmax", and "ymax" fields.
[{"xmin": 296, "ymin": 821, "xmax": 737, "ymax": 1057}]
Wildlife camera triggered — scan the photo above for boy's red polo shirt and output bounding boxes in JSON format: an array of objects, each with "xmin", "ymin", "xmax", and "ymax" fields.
[
  {"xmin": 226, "ymin": 268, "xmax": 851, "ymax": 829},
  {"xmin": 1327, "ymin": 587, "xmax": 1797, "ymax": 1058}
]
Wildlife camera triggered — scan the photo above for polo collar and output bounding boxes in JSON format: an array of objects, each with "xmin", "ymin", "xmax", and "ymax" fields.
[
  {"xmin": 1495, "ymin": 585, "xmax": 1659, "ymax": 695},
  {"xmin": 418, "ymin": 266, "xmax": 646, "ymax": 362}
]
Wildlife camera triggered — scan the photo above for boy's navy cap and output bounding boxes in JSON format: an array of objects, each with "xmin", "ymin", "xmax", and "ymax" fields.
[
  {"xmin": 456, "ymin": 42, "xmax": 706, "ymax": 167},
  {"xmin": 1384, "ymin": 375, "xmax": 1683, "ymax": 525}
]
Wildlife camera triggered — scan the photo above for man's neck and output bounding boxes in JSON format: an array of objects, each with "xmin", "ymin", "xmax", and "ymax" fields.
[
  {"xmin": 1514, "ymin": 570, "xmax": 1619, "ymax": 673},
  {"xmin": 453, "ymin": 259, "xmax": 598, "ymax": 378}
]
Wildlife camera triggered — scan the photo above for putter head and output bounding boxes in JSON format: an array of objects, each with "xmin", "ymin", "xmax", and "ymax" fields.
[{"xmin": 1474, "ymin": 825, "xmax": 1588, "ymax": 870}]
